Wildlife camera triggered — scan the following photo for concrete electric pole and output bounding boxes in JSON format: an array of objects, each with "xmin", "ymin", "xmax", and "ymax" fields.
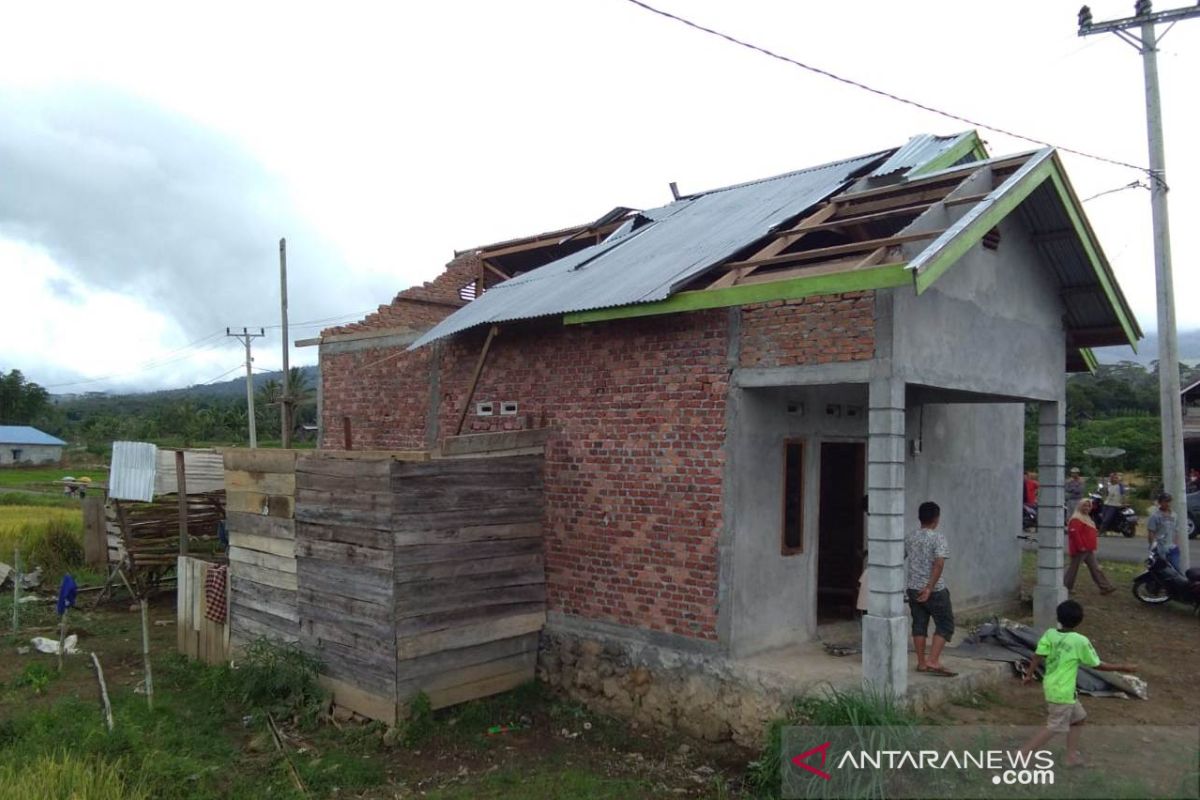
[
  {"xmin": 279, "ymin": 238, "xmax": 292, "ymax": 449},
  {"xmin": 227, "ymin": 327, "xmax": 266, "ymax": 449},
  {"xmin": 1079, "ymin": 1, "xmax": 1198, "ymax": 570}
]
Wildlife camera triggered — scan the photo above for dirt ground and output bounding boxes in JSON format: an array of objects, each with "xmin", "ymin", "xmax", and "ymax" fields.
[{"xmin": 932, "ymin": 557, "xmax": 1199, "ymax": 727}]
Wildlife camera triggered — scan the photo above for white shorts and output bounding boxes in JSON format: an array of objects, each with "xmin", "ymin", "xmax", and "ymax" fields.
[{"xmin": 1046, "ymin": 701, "xmax": 1087, "ymax": 733}]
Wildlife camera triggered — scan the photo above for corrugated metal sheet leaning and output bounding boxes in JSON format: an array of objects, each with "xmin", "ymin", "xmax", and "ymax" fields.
[{"xmin": 108, "ymin": 441, "xmax": 158, "ymax": 503}]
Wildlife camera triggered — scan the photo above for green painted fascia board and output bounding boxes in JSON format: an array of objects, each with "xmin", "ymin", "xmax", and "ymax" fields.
[
  {"xmin": 563, "ymin": 263, "xmax": 910, "ymax": 325},
  {"xmin": 1043, "ymin": 157, "xmax": 1141, "ymax": 349},
  {"xmin": 910, "ymin": 149, "xmax": 1056, "ymax": 294},
  {"xmin": 907, "ymin": 131, "xmax": 987, "ymax": 177},
  {"xmin": 1080, "ymin": 347, "xmax": 1099, "ymax": 373}
]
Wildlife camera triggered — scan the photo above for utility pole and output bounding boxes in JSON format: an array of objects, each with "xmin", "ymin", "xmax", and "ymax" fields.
[
  {"xmin": 279, "ymin": 238, "xmax": 292, "ymax": 449},
  {"xmin": 1079, "ymin": 1, "xmax": 1198, "ymax": 570},
  {"xmin": 226, "ymin": 327, "xmax": 266, "ymax": 448}
]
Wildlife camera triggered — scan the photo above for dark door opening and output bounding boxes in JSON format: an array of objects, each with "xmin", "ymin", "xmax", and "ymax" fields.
[{"xmin": 817, "ymin": 441, "xmax": 866, "ymax": 623}]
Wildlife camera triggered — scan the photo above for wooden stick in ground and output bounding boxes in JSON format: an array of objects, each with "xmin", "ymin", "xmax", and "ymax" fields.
[
  {"xmin": 10, "ymin": 546, "xmax": 17, "ymax": 633},
  {"xmin": 90, "ymin": 652, "xmax": 114, "ymax": 732},
  {"xmin": 57, "ymin": 607, "xmax": 69, "ymax": 672},
  {"xmin": 267, "ymin": 712, "xmax": 309, "ymax": 798},
  {"xmin": 139, "ymin": 597, "xmax": 154, "ymax": 710}
]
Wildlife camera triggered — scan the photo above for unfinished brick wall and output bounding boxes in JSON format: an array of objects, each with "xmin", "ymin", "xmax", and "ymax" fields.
[
  {"xmin": 739, "ymin": 291, "xmax": 875, "ymax": 368},
  {"xmin": 318, "ymin": 290, "xmax": 877, "ymax": 641}
]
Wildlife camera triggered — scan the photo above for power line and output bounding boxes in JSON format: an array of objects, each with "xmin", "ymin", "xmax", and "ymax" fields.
[
  {"xmin": 619, "ymin": 0, "xmax": 1150, "ymax": 175},
  {"xmin": 197, "ymin": 364, "xmax": 246, "ymax": 385},
  {"xmin": 1082, "ymin": 179, "xmax": 1149, "ymax": 203},
  {"xmin": 42, "ymin": 331, "xmax": 230, "ymax": 389}
]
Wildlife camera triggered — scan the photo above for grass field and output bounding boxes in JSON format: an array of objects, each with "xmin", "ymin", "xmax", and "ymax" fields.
[{"xmin": 0, "ymin": 465, "xmax": 108, "ymax": 491}]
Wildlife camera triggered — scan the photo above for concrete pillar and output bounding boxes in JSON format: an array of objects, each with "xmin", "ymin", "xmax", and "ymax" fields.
[
  {"xmin": 863, "ymin": 376, "xmax": 908, "ymax": 697},
  {"xmin": 1034, "ymin": 399, "xmax": 1067, "ymax": 631}
]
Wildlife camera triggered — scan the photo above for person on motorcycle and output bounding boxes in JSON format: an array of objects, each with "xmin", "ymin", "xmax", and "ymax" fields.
[
  {"xmin": 1147, "ymin": 492, "xmax": 1182, "ymax": 573},
  {"xmin": 1102, "ymin": 472, "xmax": 1127, "ymax": 531},
  {"xmin": 1064, "ymin": 499, "xmax": 1115, "ymax": 595}
]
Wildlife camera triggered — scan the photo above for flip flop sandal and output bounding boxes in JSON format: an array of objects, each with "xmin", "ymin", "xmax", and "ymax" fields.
[{"xmin": 925, "ymin": 666, "xmax": 958, "ymax": 677}]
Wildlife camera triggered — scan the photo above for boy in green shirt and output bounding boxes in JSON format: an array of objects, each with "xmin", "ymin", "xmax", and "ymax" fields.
[{"xmin": 1020, "ymin": 600, "xmax": 1136, "ymax": 766}]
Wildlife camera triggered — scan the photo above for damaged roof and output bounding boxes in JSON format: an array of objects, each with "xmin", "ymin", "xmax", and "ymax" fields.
[{"xmin": 410, "ymin": 131, "xmax": 1140, "ymax": 360}]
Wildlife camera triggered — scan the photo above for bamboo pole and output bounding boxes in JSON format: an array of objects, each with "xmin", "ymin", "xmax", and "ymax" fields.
[
  {"xmin": 90, "ymin": 652, "xmax": 114, "ymax": 732},
  {"xmin": 140, "ymin": 598, "xmax": 154, "ymax": 710},
  {"xmin": 57, "ymin": 607, "xmax": 69, "ymax": 672},
  {"xmin": 11, "ymin": 547, "xmax": 18, "ymax": 633}
]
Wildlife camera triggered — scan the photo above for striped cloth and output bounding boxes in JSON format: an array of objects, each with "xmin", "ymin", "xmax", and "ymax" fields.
[{"xmin": 203, "ymin": 564, "xmax": 228, "ymax": 623}]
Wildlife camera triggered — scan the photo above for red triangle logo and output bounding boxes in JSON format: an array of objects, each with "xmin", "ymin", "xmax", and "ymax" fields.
[{"xmin": 790, "ymin": 741, "xmax": 833, "ymax": 781}]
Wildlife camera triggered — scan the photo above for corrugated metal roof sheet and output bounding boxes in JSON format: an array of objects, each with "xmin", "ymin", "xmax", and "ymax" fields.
[
  {"xmin": 108, "ymin": 441, "xmax": 157, "ymax": 502},
  {"xmin": 868, "ymin": 132, "xmax": 974, "ymax": 178},
  {"xmin": 0, "ymin": 426, "xmax": 66, "ymax": 446},
  {"xmin": 155, "ymin": 449, "xmax": 225, "ymax": 495},
  {"xmin": 411, "ymin": 150, "xmax": 890, "ymax": 348}
]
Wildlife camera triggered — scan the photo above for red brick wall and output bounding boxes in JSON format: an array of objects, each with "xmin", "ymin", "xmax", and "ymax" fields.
[
  {"xmin": 320, "ymin": 345, "xmax": 433, "ymax": 450},
  {"xmin": 739, "ymin": 291, "xmax": 875, "ymax": 368},
  {"xmin": 436, "ymin": 312, "xmax": 730, "ymax": 640}
]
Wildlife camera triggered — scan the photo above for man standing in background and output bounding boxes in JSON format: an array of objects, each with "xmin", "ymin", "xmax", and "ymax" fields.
[{"xmin": 1064, "ymin": 467, "xmax": 1085, "ymax": 524}]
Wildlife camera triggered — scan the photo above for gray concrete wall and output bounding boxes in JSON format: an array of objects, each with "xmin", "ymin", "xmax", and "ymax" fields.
[
  {"xmin": 0, "ymin": 444, "xmax": 62, "ymax": 465},
  {"xmin": 724, "ymin": 383, "xmax": 869, "ymax": 657},
  {"xmin": 891, "ymin": 215, "xmax": 1066, "ymax": 402},
  {"xmin": 902, "ymin": 402, "xmax": 1024, "ymax": 615}
]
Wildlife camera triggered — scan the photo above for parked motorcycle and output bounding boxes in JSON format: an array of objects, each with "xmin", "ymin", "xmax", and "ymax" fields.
[
  {"xmin": 1088, "ymin": 487, "xmax": 1137, "ymax": 538},
  {"xmin": 1022, "ymin": 502, "xmax": 1038, "ymax": 532},
  {"xmin": 1187, "ymin": 490, "xmax": 1199, "ymax": 539},
  {"xmin": 1131, "ymin": 549, "xmax": 1200, "ymax": 612}
]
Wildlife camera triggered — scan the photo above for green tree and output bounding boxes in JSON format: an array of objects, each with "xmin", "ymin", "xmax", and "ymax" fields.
[{"xmin": 0, "ymin": 369, "xmax": 50, "ymax": 424}]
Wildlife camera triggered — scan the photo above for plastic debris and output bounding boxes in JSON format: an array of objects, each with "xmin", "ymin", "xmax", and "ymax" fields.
[{"xmin": 31, "ymin": 634, "xmax": 78, "ymax": 655}]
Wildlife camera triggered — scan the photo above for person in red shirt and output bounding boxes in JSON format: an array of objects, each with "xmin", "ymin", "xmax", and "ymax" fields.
[
  {"xmin": 1024, "ymin": 471, "xmax": 1039, "ymax": 506},
  {"xmin": 1063, "ymin": 498, "xmax": 1115, "ymax": 594}
]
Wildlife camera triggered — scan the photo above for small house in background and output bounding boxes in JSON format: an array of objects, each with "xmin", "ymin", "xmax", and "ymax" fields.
[{"xmin": 0, "ymin": 425, "xmax": 66, "ymax": 465}]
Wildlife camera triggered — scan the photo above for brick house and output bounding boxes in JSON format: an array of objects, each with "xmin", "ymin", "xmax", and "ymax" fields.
[{"xmin": 311, "ymin": 131, "xmax": 1140, "ymax": 699}]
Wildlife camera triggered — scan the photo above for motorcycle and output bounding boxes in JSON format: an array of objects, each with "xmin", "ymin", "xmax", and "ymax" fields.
[
  {"xmin": 1088, "ymin": 487, "xmax": 1137, "ymax": 538},
  {"xmin": 1131, "ymin": 549, "xmax": 1200, "ymax": 612},
  {"xmin": 1022, "ymin": 502, "xmax": 1038, "ymax": 532},
  {"xmin": 1187, "ymin": 490, "xmax": 1199, "ymax": 540}
]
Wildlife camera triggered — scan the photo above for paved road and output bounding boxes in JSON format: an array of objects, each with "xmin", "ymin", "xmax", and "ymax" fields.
[{"xmin": 1021, "ymin": 532, "xmax": 1194, "ymax": 564}]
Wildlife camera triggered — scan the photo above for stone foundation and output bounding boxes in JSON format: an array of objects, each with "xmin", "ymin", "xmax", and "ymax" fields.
[{"xmin": 537, "ymin": 626, "xmax": 787, "ymax": 749}]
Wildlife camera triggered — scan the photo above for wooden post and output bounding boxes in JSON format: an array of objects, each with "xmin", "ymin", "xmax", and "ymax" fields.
[
  {"xmin": 342, "ymin": 416, "xmax": 353, "ymax": 451},
  {"xmin": 90, "ymin": 652, "xmax": 115, "ymax": 732},
  {"xmin": 10, "ymin": 546, "xmax": 17, "ymax": 632},
  {"xmin": 140, "ymin": 598, "xmax": 154, "ymax": 710},
  {"xmin": 454, "ymin": 325, "xmax": 499, "ymax": 436},
  {"xmin": 57, "ymin": 607, "xmax": 69, "ymax": 672},
  {"xmin": 82, "ymin": 496, "xmax": 107, "ymax": 567},
  {"xmin": 175, "ymin": 450, "xmax": 189, "ymax": 556},
  {"xmin": 280, "ymin": 237, "xmax": 293, "ymax": 450}
]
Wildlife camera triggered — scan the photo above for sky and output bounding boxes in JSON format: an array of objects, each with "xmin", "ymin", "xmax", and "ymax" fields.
[{"xmin": 1, "ymin": 0, "xmax": 1197, "ymax": 393}]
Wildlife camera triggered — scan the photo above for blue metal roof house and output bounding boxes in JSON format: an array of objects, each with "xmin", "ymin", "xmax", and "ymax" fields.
[{"xmin": 0, "ymin": 426, "xmax": 67, "ymax": 465}]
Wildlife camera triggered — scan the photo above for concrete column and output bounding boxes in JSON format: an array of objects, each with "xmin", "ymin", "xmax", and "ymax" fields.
[
  {"xmin": 1034, "ymin": 399, "xmax": 1067, "ymax": 631},
  {"xmin": 863, "ymin": 376, "xmax": 908, "ymax": 697}
]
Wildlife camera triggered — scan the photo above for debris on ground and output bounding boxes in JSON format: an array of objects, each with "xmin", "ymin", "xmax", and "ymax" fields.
[
  {"xmin": 31, "ymin": 635, "xmax": 78, "ymax": 655},
  {"xmin": 823, "ymin": 641, "xmax": 862, "ymax": 657}
]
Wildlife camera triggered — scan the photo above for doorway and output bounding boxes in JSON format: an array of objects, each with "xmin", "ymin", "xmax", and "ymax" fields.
[{"xmin": 817, "ymin": 441, "xmax": 866, "ymax": 623}]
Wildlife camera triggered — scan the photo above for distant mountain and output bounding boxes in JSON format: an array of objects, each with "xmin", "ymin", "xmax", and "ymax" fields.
[
  {"xmin": 1094, "ymin": 328, "xmax": 1200, "ymax": 367},
  {"xmin": 51, "ymin": 365, "xmax": 319, "ymax": 403}
]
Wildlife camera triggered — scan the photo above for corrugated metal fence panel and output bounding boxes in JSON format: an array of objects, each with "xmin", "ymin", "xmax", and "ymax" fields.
[
  {"xmin": 156, "ymin": 449, "xmax": 225, "ymax": 495},
  {"xmin": 108, "ymin": 441, "xmax": 158, "ymax": 502},
  {"xmin": 411, "ymin": 150, "xmax": 890, "ymax": 349}
]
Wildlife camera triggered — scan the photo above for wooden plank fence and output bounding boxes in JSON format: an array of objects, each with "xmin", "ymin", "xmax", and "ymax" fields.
[
  {"xmin": 224, "ymin": 449, "xmax": 299, "ymax": 646},
  {"xmin": 177, "ymin": 555, "xmax": 230, "ymax": 665}
]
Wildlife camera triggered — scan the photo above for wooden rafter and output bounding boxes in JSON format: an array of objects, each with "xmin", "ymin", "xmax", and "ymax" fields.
[
  {"xmin": 706, "ymin": 203, "xmax": 836, "ymax": 289},
  {"xmin": 720, "ymin": 230, "xmax": 945, "ymax": 273}
]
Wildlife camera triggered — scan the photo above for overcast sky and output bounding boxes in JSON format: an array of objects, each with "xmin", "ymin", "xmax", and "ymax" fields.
[{"xmin": 1, "ymin": 0, "xmax": 1197, "ymax": 393}]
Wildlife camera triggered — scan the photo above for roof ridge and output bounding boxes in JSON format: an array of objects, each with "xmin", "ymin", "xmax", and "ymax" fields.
[{"xmin": 685, "ymin": 147, "xmax": 895, "ymax": 199}]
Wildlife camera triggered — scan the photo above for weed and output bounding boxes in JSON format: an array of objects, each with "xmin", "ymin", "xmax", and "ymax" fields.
[
  {"xmin": 0, "ymin": 752, "xmax": 147, "ymax": 800},
  {"xmin": 12, "ymin": 664, "xmax": 54, "ymax": 695},
  {"xmin": 223, "ymin": 638, "xmax": 328, "ymax": 728},
  {"xmin": 399, "ymin": 692, "xmax": 434, "ymax": 747}
]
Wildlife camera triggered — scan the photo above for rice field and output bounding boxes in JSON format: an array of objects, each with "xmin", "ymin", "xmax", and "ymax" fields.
[{"xmin": 0, "ymin": 505, "xmax": 84, "ymax": 571}]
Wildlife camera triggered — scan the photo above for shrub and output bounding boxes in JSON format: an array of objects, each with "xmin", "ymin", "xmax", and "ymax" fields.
[
  {"xmin": 28, "ymin": 518, "xmax": 85, "ymax": 575},
  {"xmin": 224, "ymin": 638, "xmax": 328, "ymax": 727},
  {"xmin": 0, "ymin": 753, "xmax": 146, "ymax": 800}
]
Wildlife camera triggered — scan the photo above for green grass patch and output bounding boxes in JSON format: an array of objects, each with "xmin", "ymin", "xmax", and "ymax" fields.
[
  {"xmin": 421, "ymin": 762, "xmax": 656, "ymax": 799},
  {"xmin": 0, "ymin": 752, "xmax": 148, "ymax": 800},
  {"xmin": 0, "ymin": 466, "xmax": 107, "ymax": 490}
]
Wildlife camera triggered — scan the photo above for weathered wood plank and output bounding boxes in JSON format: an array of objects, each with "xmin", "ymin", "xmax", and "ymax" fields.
[
  {"xmin": 297, "ymin": 586, "xmax": 393, "ymax": 625},
  {"xmin": 394, "ymin": 601, "xmax": 546, "ymax": 638},
  {"xmin": 231, "ymin": 605, "xmax": 299, "ymax": 643},
  {"xmin": 296, "ymin": 521, "xmax": 393, "ymax": 550},
  {"xmin": 392, "ymin": 537, "xmax": 541, "ymax": 566},
  {"xmin": 228, "ymin": 561, "xmax": 298, "ymax": 592},
  {"xmin": 318, "ymin": 675, "xmax": 396, "ymax": 726},
  {"xmin": 394, "ymin": 566, "xmax": 544, "ymax": 600},
  {"xmin": 301, "ymin": 638, "xmax": 394, "ymax": 695},
  {"xmin": 392, "ymin": 522, "xmax": 542, "ymax": 547},
  {"xmin": 225, "ymin": 512, "xmax": 296, "ymax": 540},
  {"xmin": 223, "ymin": 449, "xmax": 297, "ymax": 474},
  {"xmin": 423, "ymin": 666, "xmax": 534, "ymax": 711},
  {"xmin": 229, "ymin": 546, "xmax": 297, "ymax": 575},
  {"xmin": 294, "ymin": 471, "xmax": 390, "ymax": 493},
  {"xmin": 224, "ymin": 469, "xmax": 296, "ymax": 495},
  {"xmin": 231, "ymin": 577, "xmax": 298, "ymax": 622},
  {"xmin": 303, "ymin": 449, "xmax": 429, "ymax": 462},
  {"xmin": 298, "ymin": 614, "xmax": 393, "ymax": 656},
  {"xmin": 295, "ymin": 505, "xmax": 393, "ymax": 530},
  {"xmin": 296, "ymin": 558, "xmax": 392, "ymax": 606},
  {"xmin": 391, "ymin": 506, "xmax": 542, "ymax": 530},
  {"xmin": 396, "ymin": 632, "xmax": 538, "ymax": 676},
  {"xmin": 393, "ymin": 552, "xmax": 543, "ymax": 585},
  {"xmin": 395, "ymin": 610, "xmax": 545, "ymax": 660},
  {"xmin": 229, "ymin": 531, "xmax": 295, "ymax": 558},
  {"xmin": 226, "ymin": 490, "xmax": 295, "ymax": 519},
  {"xmin": 392, "ymin": 487, "xmax": 543, "ymax": 514},
  {"xmin": 396, "ymin": 583, "xmax": 545, "ymax": 620},
  {"xmin": 295, "ymin": 457, "xmax": 392, "ymax": 479},
  {"xmin": 394, "ymin": 452, "xmax": 543, "ymax": 477},
  {"xmin": 295, "ymin": 537, "xmax": 392, "ymax": 569},
  {"xmin": 295, "ymin": 488, "xmax": 394, "ymax": 511}
]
